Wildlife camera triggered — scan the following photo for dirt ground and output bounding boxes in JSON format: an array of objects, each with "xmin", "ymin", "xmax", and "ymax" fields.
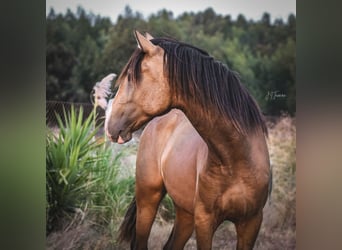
[
  {"xmin": 146, "ymin": 214, "xmax": 295, "ymax": 250},
  {"xmin": 47, "ymin": 195, "xmax": 296, "ymax": 250},
  {"xmin": 47, "ymin": 213, "xmax": 295, "ymax": 249}
]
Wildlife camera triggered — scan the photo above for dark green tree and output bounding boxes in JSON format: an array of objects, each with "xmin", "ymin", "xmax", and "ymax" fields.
[{"xmin": 46, "ymin": 5, "xmax": 296, "ymax": 115}]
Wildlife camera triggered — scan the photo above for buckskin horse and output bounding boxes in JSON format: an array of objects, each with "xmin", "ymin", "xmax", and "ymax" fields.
[{"xmin": 105, "ymin": 31, "xmax": 271, "ymax": 250}]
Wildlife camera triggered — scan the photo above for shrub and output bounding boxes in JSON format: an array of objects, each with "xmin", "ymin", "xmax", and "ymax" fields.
[{"xmin": 46, "ymin": 106, "xmax": 134, "ymax": 234}]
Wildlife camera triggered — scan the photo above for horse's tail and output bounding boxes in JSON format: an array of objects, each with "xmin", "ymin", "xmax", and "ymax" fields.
[{"xmin": 117, "ymin": 196, "xmax": 137, "ymax": 244}]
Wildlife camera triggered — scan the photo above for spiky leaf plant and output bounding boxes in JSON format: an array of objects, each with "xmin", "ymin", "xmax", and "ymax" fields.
[{"xmin": 46, "ymin": 106, "xmax": 104, "ymax": 232}]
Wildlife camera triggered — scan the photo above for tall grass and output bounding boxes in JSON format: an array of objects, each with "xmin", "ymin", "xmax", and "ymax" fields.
[
  {"xmin": 46, "ymin": 106, "xmax": 134, "ymax": 236},
  {"xmin": 265, "ymin": 116, "xmax": 296, "ymax": 230}
]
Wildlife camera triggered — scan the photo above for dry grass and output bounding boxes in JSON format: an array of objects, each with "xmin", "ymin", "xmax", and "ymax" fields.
[
  {"xmin": 46, "ymin": 116, "xmax": 296, "ymax": 249},
  {"xmin": 263, "ymin": 115, "xmax": 296, "ymax": 231}
]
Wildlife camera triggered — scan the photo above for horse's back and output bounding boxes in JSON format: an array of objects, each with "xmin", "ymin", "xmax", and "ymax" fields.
[{"xmin": 138, "ymin": 109, "xmax": 207, "ymax": 214}]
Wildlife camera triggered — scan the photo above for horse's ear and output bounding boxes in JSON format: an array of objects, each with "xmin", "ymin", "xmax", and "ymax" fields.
[
  {"xmin": 134, "ymin": 30, "xmax": 157, "ymax": 54},
  {"xmin": 145, "ymin": 32, "xmax": 154, "ymax": 40}
]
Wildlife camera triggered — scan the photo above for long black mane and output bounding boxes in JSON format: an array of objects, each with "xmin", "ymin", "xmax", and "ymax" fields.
[{"xmin": 119, "ymin": 37, "xmax": 267, "ymax": 135}]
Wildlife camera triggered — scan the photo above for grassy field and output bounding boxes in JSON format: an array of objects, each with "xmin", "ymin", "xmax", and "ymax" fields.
[{"xmin": 46, "ymin": 115, "xmax": 296, "ymax": 249}]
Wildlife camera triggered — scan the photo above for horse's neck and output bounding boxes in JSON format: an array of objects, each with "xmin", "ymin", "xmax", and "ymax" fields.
[{"xmin": 179, "ymin": 106, "xmax": 247, "ymax": 168}]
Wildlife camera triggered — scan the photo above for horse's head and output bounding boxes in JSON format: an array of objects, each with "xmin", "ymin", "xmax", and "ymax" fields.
[{"xmin": 105, "ymin": 31, "xmax": 171, "ymax": 143}]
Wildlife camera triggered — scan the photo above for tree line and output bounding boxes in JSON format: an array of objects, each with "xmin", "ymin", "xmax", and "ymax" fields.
[{"xmin": 47, "ymin": 6, "xmax": 295, "ymax": 115}]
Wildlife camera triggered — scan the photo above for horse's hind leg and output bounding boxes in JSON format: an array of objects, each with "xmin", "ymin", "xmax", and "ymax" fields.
[
  {"xmin": 234, "ymin": 211, "xmax": 263, "ymax": 250},
  {"xmin": 163, "ymin": 206, "xmax": 194, "ymax": 250},
  {"xmin": 135, "ymin": 185, "xmax": 165, "ymax": 250}
]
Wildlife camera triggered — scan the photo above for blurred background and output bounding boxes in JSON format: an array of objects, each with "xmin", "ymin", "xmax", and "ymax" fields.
[
  {"xmin": 46, "ymin": 1, "xmax": 296, "ymax": 249},
  {"xmin": 46, "ymin": 0, "xmax": 295, "ymax": 116}
]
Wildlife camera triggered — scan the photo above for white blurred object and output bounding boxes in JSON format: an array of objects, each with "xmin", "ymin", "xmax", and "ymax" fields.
[
  {"xmin": 104, "ymin": 98, "xmax": 114, "ymax": 134},
  {"xmin": 92, "ymin": 73, "xmax": 117, "ymax": 110}
]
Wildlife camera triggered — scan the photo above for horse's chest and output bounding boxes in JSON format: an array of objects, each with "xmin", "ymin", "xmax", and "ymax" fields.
[
  {"xmin": 218, "ymin": 184, "xmax": 258, "ymax": 219},
  {"xmin": 197, "ymin": 173, "xmax": 260, "ymax": 219}
]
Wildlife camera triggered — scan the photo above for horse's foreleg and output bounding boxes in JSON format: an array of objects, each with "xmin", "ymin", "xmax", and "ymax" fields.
[
  {"xmin": 135, "ymin": 188, "xmax": 165, "ymax": 250},
  {"xmin": 234, "ymin": 211, "xmax": 263, "ymax": 250},
  {"xmin": 163, "ymin": 206, "xmax": 194, "ymax": 250},
  {"xmin": 193, "ymin": 203, "xmax": 216, "ymax": 250}
]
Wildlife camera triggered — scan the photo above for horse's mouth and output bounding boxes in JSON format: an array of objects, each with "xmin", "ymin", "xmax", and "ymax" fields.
[
  {"xmin": 106, "ymin": 128, "xmax": 132, "ymax": 144},
  {"xmin": 116, "ymin": 130, "xmax": 132, "ymax": 144},
  {"xmin": 105, "ymin": 118, "xmax": 135, "ymax": 144},
  {"xmin": 106, "ymin": 119, "xmax": 141, "ymax": 144}
]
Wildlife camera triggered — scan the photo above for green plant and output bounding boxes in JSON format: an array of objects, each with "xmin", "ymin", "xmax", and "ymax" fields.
[
  {"xmin": 46, "ymin": 105, "xmax": 136, "ymax": 236},
  {"xmin": 90, "ymin": 149, "xmax": 135, "ymax": 225},
  {"xmin": 46, "ymin": 106, "xmax": 103, "ymax": 232}
]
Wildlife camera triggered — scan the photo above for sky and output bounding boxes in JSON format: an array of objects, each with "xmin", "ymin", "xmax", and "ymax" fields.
[{"xmin": 46, "ymin": 0, "xmax": 296, "ymax": 23}]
